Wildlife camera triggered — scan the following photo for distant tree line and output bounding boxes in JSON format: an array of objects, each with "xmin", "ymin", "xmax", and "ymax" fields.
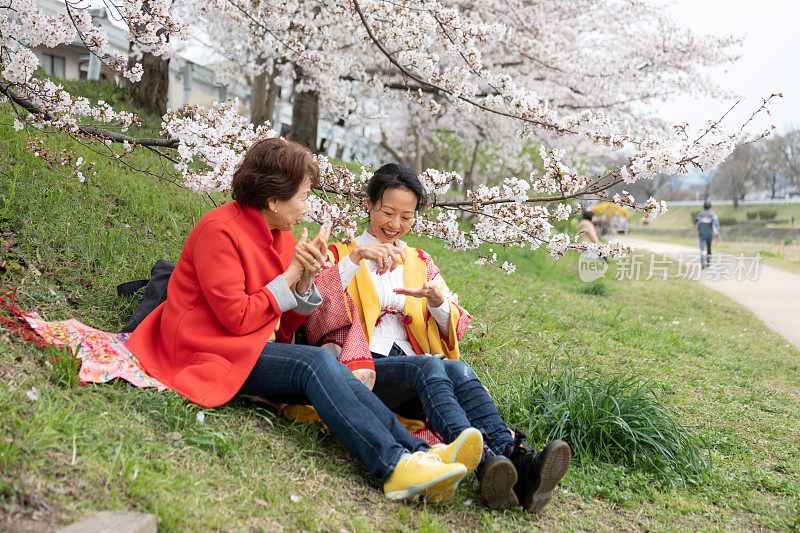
[
  {"xmin": 710, "ymin": 130, "xmax": 800, "ymax": 206},
  {"xmin": 604, "ymin": 130, "xmax": 800, "ymax": 206}
]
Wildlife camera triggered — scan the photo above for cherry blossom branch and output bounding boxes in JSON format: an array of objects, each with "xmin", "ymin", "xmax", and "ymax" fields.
[
  {"xmin": 349, "ymin": 0, "xmax": 576, "ymax": 135},
  {"xmin": 0, "ymin": 80, "xmax": 179, "ymax": 148}
]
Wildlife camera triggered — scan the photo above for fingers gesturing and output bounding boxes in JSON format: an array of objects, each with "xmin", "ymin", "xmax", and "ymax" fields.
[
  {"xmin": 355, "ymin": 243, "xmax": 406, "ymax": 275},
  {"xmin": 394, "ymin": 281, "xmax": 445, "ymax": 307}
]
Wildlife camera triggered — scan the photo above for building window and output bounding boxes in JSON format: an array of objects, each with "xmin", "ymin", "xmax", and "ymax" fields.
[{"xmin": 42, "ymin": 53, "xmax": 66, "ymax": 78}]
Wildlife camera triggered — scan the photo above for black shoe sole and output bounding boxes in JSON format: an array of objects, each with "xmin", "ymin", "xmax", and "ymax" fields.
[
  {"xmin": 522, "ymin": 440, "xmax": 571, "ymax": 513},
  {"xmin": 480, "ymin": 456, "xmax": 519, "ymax": 510}
]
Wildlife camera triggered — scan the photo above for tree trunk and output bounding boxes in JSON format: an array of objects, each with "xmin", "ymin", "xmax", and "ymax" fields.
[
  {"xmin": 250, "ymin": 67, "xmax": 268, "ymax": 127},
  {"xmin": 463, "ymin": 139, "xmax": 481, "ymax": 192},
  {"xmin": 412, "ymin": 131, "xmax": 423, "ymax": 174},
  {"xmin": 129, "ymin": 52, "xmax": 169, "ymax": 116},
  {"xmin": 265, "ymin": 64, "xmax": 279, "ymax": 127},
  {"xmin": 288, "ymin": 65, "xmax": 318, "ymax": 150},
  {"xmin": 251, "ymin": 60, "xmax": 280, "ymax": 127},
  {"xmin": 290, "ymin": 90, "xmax": 318, "ymax": 150}
]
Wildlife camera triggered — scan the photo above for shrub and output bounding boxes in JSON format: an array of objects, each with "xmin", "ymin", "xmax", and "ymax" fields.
[
  {"xmin": 689, "ymin": 210, "xmax": 699, "ymax": 222},
  {"xmin": 758, "ymin": 209, "xmax": 777, "ymax": 220},
  {"xmin": 577, "ymin": 280, "xmax": 607, "ymax": 297},
  {"xmin": 746, "ymin": 211, "xmax": 758, "ymax": 220},
  {"xmin": 718, "ymin": 216, "xmax": 737, "ymax": 226},
  {"xmin": 522, "ymin": 359, "xmax": 709, "ymax": 484},
  {"xmin": 783, "ymin": 236, "xmax": 794, "ymax": 245}
]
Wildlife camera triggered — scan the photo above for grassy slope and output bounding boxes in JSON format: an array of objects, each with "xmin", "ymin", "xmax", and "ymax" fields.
[{"xmin": 1, "ymin": 104, "xmax": 799, "ymax": 531}]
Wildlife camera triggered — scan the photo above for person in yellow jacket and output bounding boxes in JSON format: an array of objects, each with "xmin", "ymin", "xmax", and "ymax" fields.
[{"xmin": 306, "ymin": 164, "xmax": 571, "ymax": 512}]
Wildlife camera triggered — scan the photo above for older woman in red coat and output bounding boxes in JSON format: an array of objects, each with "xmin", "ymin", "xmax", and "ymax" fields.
[{"xmin": 125, "ymin": 138, "xmax": 482, "ymax": 501}]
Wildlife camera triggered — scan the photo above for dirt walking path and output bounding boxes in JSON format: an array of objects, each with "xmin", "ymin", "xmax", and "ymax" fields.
[{"xmin": 618, "ymin": 237, "xmax": 800, "ymax": 351}]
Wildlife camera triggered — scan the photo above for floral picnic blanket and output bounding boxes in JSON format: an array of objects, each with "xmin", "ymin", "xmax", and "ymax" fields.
[{"xmin": 22, "ymin": 312, "xmax": 168, "ymax": 391}]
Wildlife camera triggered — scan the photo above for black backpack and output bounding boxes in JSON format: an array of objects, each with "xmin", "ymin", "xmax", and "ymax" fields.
[{"xmin": 116, "ymin": 260, "xmax": 175, "ymax": 333}]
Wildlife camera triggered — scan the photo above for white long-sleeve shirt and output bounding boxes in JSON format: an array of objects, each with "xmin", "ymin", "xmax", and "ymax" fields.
[{"xmin": 338, "ymin": 230, "xmax": 451, "ymax": 356}]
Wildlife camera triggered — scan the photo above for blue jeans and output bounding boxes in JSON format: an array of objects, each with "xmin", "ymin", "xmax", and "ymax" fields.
[
  {"xmin": 371, "ymin": 345, "xmax": 514, "ymax": 454},
  {"xmin": 699, "ymin": 236, "xmax": 713, "ymax": 266},
  {"xmin": 238, "ymin": 342, "xmax": 428, "ymax": 481}
]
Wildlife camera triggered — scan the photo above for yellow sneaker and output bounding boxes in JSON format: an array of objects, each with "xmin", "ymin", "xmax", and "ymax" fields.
[
  {"xmin": 426, "ymin": 428, "xmax": 484, "ymax": 503},
  {"xmin": 429, "ymin": 427, "xmax": 484, "ymax": 475},
  {"xmin": 383, "ymin": 451, "xmax": 467, "ymax": 501}
]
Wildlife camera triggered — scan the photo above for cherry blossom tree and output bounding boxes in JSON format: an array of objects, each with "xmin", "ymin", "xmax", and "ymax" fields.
[{"xmin": 0, "ymin": 0, "xmax": 779, "ymax": 270}]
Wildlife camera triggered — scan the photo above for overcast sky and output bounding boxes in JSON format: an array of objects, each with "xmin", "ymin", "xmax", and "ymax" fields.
[{"xmin": 649, "ymin": 0, "xmax": 800, "ymax": 135}]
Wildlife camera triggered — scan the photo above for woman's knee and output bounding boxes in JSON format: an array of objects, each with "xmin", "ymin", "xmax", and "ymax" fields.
[
  {"xmin": 296, "ymin": 345, "xmax": 339, "ymax": 373},
  {"xmin": 413, "ymin": 355, "xmax": 449, "ymax": 380},
  {"xmin": 442, "ymin": 359, "xmax": 479, "ymax": 385}
]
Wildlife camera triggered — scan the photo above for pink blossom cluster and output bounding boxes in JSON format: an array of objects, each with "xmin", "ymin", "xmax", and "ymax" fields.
[
  {"xmin": 162, "ymin": 99, "xmax": 276, "ymax": 192},
  {"xmin": 573, "ymin": 240, "xmax": 634, "ymax": 261},
  {"xmin": 119, "ymin": 0, "xmax": 192, "ymax": 57},
  {"xmin": 531, "ymin": 147, "xmax": 589, "ymax": 195},
  {"xmin": 418, "ymin": 168, "xmax": 462, "ymax": 197},
  {"xmin": 12, "ymin": 78, "xmax": 139, "ymax": 134},
  {"xmin": 304, "ymin": 155, "xmax": 371, "ymax": 238}
]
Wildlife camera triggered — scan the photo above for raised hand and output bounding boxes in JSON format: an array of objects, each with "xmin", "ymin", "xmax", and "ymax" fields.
[
  {"xmin": 394, "ymin": 281, "xmax": 445, "ymax": 308},
  {"xmin": 350, "ymin": 243, "xmax": 406, "ymax": 275},
  {"xmin": 284, "ymin": 227, "xmax": 309, "ymax": 287},
  {"xmin": 293, "ymin": 227, "xmax": 329, "ymax": 294},
  {"xmin": 309, "ymin": 224, "xmax": 331, "ymax": 256}
]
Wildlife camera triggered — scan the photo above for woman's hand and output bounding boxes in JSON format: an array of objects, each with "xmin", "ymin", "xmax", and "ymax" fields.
[
  {"xmin": 394, "ymin": 281, "xmax": 445, "ymax": 308},
  {"xmin": 293, "ymin": 225, "xmax": 330, "ymax": 294},
  {"xmin": 308, "ymin": 224, "xmax": 331, "ymax": 256},
  {"xmin": 284, "ymin": 225, "xmax": 330, "ymax": 293},
  {"xmin": 349, "ymin": 244, "xmax": 406, "ymax": 275},
  {"xmin": 284, "ymin": 228, "xmax": 307, "ymax": 287}
]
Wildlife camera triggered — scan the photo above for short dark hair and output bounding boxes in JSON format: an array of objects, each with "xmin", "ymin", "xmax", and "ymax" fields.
[
  {"xmin": 582, "ymin": 209, "xmax": 594, "ymax": 220},
  {"xmin": 365, "ymin": 163, "xmax": 426, "ymax": 211},
  {"xmin": 703, "ymin": 199, "xmax": 711, "ymax": 210},
  {"xmin": 231, "ymin": 138, "xmax": 320, "ymax": 209}
]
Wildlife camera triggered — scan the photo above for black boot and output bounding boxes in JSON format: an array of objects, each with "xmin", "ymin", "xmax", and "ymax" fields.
[
  {"xmin": 476, "ymin": 443, "xmax": 518, "ymax": 510},
  {"xmin": 504, "ymin": 431, "xmax": 571, "ymax": 513}
]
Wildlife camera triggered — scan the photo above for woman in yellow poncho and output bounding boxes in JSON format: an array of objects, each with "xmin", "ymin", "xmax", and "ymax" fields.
[{"xmin": 307, "ymin": 164, "xmax": 571, "ymax": 512}]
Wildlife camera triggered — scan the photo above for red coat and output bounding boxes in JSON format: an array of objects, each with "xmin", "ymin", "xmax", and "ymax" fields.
[{"xmin": 126, "ymin": 202, "xmax": 307, "ymax": 407}]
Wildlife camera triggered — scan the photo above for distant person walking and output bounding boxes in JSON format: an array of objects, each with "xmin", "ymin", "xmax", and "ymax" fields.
[{"xmin": 695, "ymin": 200, "xmax": 721, "ymax": 268}]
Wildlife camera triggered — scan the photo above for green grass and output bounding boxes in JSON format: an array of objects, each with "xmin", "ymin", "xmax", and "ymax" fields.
[
  {"xmin": 2, "ymin": 101, "xmax": 800, "ymax": 530},
  {"xmin": 523, "ymin": 357, "xmax": 709, "ymax": 484}
]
